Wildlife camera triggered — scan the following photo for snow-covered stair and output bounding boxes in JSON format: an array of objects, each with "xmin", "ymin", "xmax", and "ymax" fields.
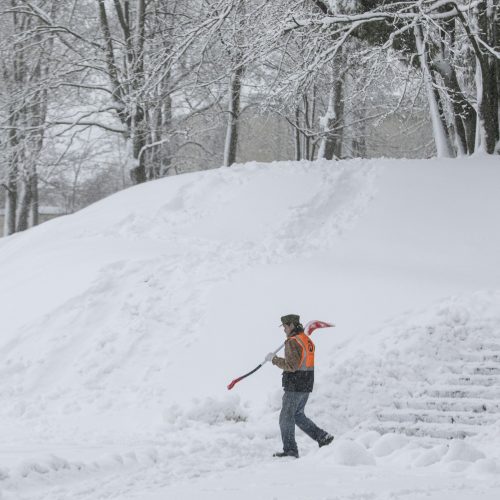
[{"xmin": 370, "ymin": 344, "xmax": 500, "ymax": 440}]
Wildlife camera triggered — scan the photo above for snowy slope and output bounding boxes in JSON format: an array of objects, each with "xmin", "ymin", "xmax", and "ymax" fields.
[{"xmin": 0, "ymin": 156, "xmax": 499, "ymax": 499}]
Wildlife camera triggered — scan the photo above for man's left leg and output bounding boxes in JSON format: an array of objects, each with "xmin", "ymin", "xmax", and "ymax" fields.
[
  {"xmin": 276, "ymin": 391, "xmax": 300, "ymax": 457},
  {"xmin": 294, "ymin": 392, "xmax": 333, "ymax": 446}
]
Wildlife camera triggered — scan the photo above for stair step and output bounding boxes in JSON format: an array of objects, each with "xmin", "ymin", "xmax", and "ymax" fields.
[
  {"xmin": 421, "ymin": 386, "xmax": 500, "ymax": 399},
  {"xmin": 446, "ymin": 363, "xmax": 500, "ymax": 375},
  {"xmin": 446, "ymin": 375, "xmax": 499, "ymax": 387},
  {"xmin": 472, "ymin": 366, "xmax": 500, "ymax": 375},
  {"xmin": 371, "ymin": 421, "xmax": 480, "ymax": 440},
  {"xmin": 362, "ymin": 344, "xmax": 500, "ymax": 441},
  {"xmin": 460, "ymin": 352, "xmax": 500, "ymax": 363},
  {"xmin": 376, "ymin": 410, "xmax": 496, "ymax": 426},
  {"xmin": 398, "ymin": 397, "xmax": 500, "ymax": 413},
  {"xmin": 477, "ymin": 343, "xmax": 500, "ymax": 352}
]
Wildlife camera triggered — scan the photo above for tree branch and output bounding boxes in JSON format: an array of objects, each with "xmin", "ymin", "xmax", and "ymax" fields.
[{"xmin": 49, "ymin": 120, "xmax": 125, "ymax": 135}]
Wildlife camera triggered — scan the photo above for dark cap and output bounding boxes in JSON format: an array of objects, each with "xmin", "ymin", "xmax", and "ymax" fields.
[{"xmin": 280, "ymin": 314, "xmax": 300, "ymax": 325}]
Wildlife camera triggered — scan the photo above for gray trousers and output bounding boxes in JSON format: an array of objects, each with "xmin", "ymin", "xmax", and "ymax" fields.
[{"xmin": 279, "ymin": 391, "xmax": 328, "ymax": 454}]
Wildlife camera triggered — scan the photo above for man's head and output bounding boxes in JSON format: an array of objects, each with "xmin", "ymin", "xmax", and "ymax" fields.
[{"xmin": 280, "ymin": 314, "xmax": 301, "ymax": 336}]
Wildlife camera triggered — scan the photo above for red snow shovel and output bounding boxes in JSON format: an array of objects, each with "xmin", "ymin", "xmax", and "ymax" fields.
[{"xmin": 227, "ymin": 320, "xmax": 334, "ymax": 390}]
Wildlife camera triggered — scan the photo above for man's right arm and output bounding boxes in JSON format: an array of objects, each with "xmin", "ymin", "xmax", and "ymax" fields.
[{"xmin": 272, "ymin": 339, "xmax": 302, "ymax": 372}]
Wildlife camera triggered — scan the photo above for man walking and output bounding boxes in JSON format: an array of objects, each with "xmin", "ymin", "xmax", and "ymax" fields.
[{"xmin": 266, "ymin": 314, "xmax": 334, "ymax": 458}]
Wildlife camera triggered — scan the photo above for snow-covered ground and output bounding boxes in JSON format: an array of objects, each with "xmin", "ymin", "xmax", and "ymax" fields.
[{"xmin": 0, "ymin": 156, "xmax": 499, "ymax": 499}]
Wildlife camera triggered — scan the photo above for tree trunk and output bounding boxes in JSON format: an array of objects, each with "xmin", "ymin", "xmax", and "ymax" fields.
[
  {"xmin": 149, "ymin": 105, "xmax": 162, "ymax": 179},
  {"xmin": 16, "ymin": 178, "xmax": 32, "ymax": 232},
  {"xmin": 352, "ymin": 120, "xmax": 367, "ymax": 158},
  {"xmin": 30, "ymin": 173, "xmax": 39, "ymax": 227},
  {"xmin": 131, "ymin": 115, "xmax": 147, "ymax": 184},
  {"xmin": 414, "ymin": 23, "xmax": 454, "ymax": 158},
  {"xmin": 302, "ymin": 94, "xmax": 311, "ymax": 160},
  {"xmin": 310, "ymin": 86, "xmax": 318, "ymax": 159},
  {"xmin": 432, "ymin": 85, "xmax": 454, "ymax": 154},
  {"xmin": 131, "ymin": 0, "xmax": 147, "ymax": 182},
  {"xmin": 4, "ymin": 180, "xmax": 17, "ymax": 237},
  {"xmin": 318, "ymin": 76, "xmax": 344, "ymax": 160},
  {"xmin": 454, "ymin": 1, "xmax": 498, "ymax": 153},
  {"xmin": 97, "ymin": 0, "xmax": 148, "ymax": 183},
  {"xmin": 434, "ymin": 18, "xmax": 477, "ymax": 155},
  {"xmin": 148, "ymin": 90, "xmax": 172, "ymax": 179},
  {"xmin": 4, "ymin": 109, "xmax": 19, "ymax": 236},
  {"xmin": 476, "ymin": 1, "xmax": 499, "ymax": 153},
  {"xmin": 441, "ymin": 67, "xmax": 477, "ymax": 155},
  {"xmin": 223, "ymin": 64, "xmax": 244, "ymax": 167},
  {"xmin": 294, "ymin": 106, "xmax": 302, "ymax": 160}
]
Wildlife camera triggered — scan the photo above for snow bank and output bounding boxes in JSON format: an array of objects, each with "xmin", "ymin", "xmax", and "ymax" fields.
[
  {"xmin": 327, "ymin": 439, "xmax": 376, "ymax": 466},
  {"xmin": 164, "ymin": 395, "xmax": 249, "ymax": 426},
  {"xmin": 314, "ymin": 290, "xmax": 500, "ymax": 434},
  {"xmin": 0, "ymin": 156, "xmax": 500, "ymax": 498},
  {"xmin": 413, "ymin": 445, "xmax": 448, "ymax": 467},
  {"xmin": 371, "ymin": 433, "xmax": 409, "ymax": 457},
  {"xmin": 356, "ymin": 430, "xmax": 381, "ymax": 449},
  {"xmin": 471, "ymin": 458, "xmax": 498, "ymax": 475},
  {"xmin": 442, "ymin": 441, "xmax": 485, "ymax": 463}
]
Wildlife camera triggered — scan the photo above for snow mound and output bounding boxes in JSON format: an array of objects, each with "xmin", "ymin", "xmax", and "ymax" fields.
[
  {"xmin": 471, "ymin": 458, "xmax": 498, "ymax": 475},
  {"xmin": 442, "ymin": 441, "xmax": 485, "ymax": 463},
  {"xmin": 1, "ymin": 156, "xmax": 500, "ymax": 498},
  {"xmin": 164, "ymin": 395, "xmax": 249, "ymax": 426},
  {"xmin": 413, "ymin": 445, "xmax": 448, "ymax": 467},
  {"xmin": 327, "ymin": 439, "xmax": 376, "ymax": 466},
  {"xmin": 371, "ymin": 433, "xmax": 409, "ymax": 457},
  {"xmin": 0, "ymin": 159, "xmax": 376, "ymax": 423},
  {"xmin": 356, "ymin": 430, "xmax": 381, "ymax": 449}
]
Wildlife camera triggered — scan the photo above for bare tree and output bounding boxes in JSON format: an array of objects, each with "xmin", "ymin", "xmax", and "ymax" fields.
[
  {"xmin": 250, "ymin": 0, "xmax": 499, "ymax": 157},
  {"xmin": 0, "ymin": 0, "xmax": 59, "ymax": 235}
]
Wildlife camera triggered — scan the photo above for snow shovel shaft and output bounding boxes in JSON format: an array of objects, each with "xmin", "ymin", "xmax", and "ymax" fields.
[
  {"xmin": 226, "ymin": 342, "xmax": 285, "ymax": 390},
  {"xmin": 227, "ymin": 320, "xmax": 334, "ymax": 390}
]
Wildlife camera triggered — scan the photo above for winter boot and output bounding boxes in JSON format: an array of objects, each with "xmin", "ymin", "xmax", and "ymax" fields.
[
  {"xmin": 318, "ymin": 434, "xmax": 334, "ymax": 448},
  {"xmin": 273, "ymin": 450, "xmax": 299, "ymax": 458}
]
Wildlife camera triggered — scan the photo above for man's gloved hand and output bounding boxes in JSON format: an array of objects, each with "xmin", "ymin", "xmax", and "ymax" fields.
[{"xmin": 264, "ymin": 352, "xmax": 275, "ymax": 363}]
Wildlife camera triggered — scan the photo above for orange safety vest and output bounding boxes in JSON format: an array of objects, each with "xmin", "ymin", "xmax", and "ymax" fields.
[{"xmin": 289, "ymin": 332, "xmax": 315, "ymax": 371}]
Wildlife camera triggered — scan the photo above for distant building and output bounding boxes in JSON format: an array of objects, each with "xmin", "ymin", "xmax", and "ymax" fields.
[{"xmin": 0, "ymin": 206, "xmax": 66, "ymax": 237}]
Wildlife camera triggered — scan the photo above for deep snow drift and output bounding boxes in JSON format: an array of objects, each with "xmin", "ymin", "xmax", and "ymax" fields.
[{"xmin": 0, "ymin": 156, "xmax": 499, "ymax": 499}]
